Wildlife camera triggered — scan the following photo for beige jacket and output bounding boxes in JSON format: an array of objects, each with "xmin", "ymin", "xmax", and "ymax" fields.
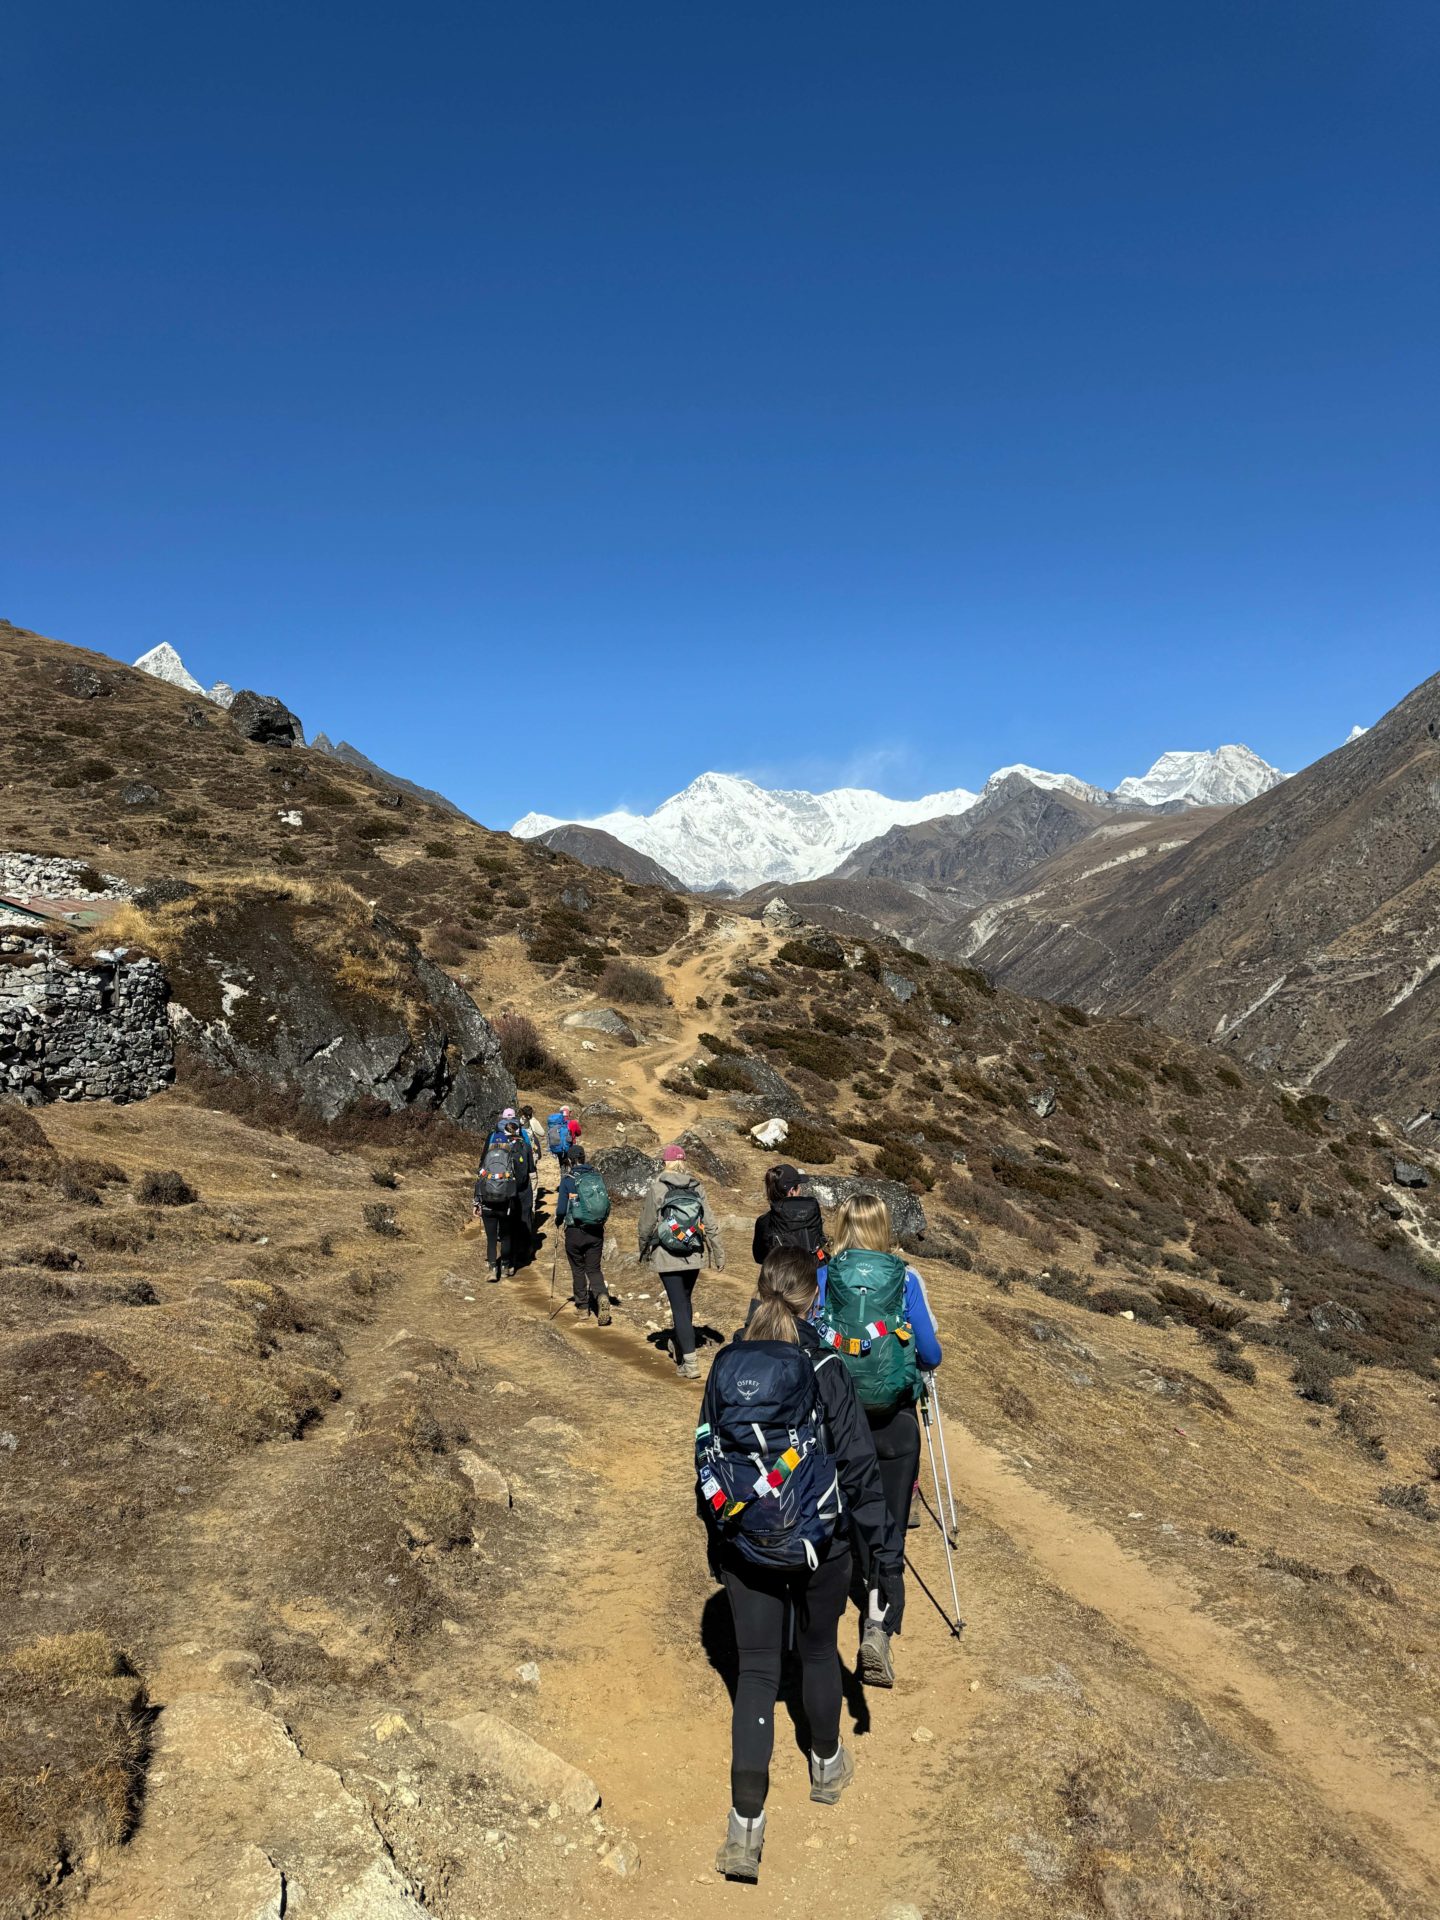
[{"xmin": 637, "ymin": 1166, "xmax": 726, "ymax": 1274}]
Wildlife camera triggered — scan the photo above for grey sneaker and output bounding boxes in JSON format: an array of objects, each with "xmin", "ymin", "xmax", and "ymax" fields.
[
  {"xmin": 859, "ymin": 1621, "xmax": 895, "ymax": 1688},
  {"xmin": 678, "ymin": 1354, "xmax": 701, "ymax": 1380},
  {"xmin": 595, "ymin": 1292, "xmax": 612, "ymax": 1327},
  {"xmin": 715, "ymin": 1808, "xmax": 765, "ymax": 1881},
  {"xmin": 809, "ymin": 1743, "xmax": 855, "ymax": 1805}
]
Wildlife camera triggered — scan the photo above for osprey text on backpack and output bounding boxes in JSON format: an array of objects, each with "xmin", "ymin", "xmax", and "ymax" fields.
[
  {"xmin": 696, "ymin": 1342, "xmax": 842, "ymax": 1570},
  {"xmin": 546, "ymin": 1111, "xmax": 570, "ymax": 1155},
  {"xmin": 654, "ymin": 1184, "xmax": 706, "ymax": 1258},
  {"xmin": 477, "ymin": 1141, "xmax": 519, "ymax": 1206},
  {"xmin": 818, "ymin": 1248, "xmax": 919, "ymax": 1412},
  {"xmin": 567, "ymin": 1164, "xmax": 611, "ymax": 1229}
]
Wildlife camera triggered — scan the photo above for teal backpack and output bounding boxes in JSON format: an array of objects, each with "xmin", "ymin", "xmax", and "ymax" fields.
[
  {"xmin": 818, "ymin": 1249, "xmax": 919, "ymax": 1412},
  {"xmin": 567, "ymin": 1165, "xmax": 611, "ymax": 1228}
]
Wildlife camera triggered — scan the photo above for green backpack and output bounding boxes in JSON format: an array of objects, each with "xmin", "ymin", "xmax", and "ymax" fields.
[
  {"xmin": 820, "ymin": 1248, "xmax": 919, "ymax": 1412},
  {"xmin": 567, "ymin": 1165, "xmax": 611, "ymax": 1228}
]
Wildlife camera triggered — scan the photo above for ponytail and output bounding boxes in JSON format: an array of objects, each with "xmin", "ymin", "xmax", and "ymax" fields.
[{"xmin": 745, "ymin": 1245, "xmax": 820, "ymax": 1344}]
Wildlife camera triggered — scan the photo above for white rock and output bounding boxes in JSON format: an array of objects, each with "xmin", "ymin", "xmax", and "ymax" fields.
[{"xmin": 751, "ymin": 1117, "xmax": 789, "ymax": 1149}]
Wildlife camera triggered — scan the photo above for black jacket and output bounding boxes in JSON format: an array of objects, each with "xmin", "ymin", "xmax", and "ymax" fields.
[
  {"xmin": 701, "ymin": 1319, "xmax": 905, "ymax": 1619},
  {"xmin": 751, "ymin": 1196, "xmax": 827, "ymax": 1266}
]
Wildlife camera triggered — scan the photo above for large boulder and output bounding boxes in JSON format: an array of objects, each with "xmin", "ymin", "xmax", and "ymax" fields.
[
  {"xmin": 803, "ymin": 1172, "xmax": 927, "ymax": 1243},
  {"xmin": 561, "ymin": 1007, "xmax": 639, "ymax": 1046},
  {"xmin": 164, "ymin": 883, "xmax": 513, "ymax": 1129},
  {"xmin": 588, "ymin": 1144, "xmax": 658, "ymax": 1201},
  {"xmin": 227, "ymin": 689, "xmax": 305, "ymax": 748},
  {"xmin": 733, "ymin": 1056, "xmax": 802, "ymax": 1114},
  {"xmin": 1393, "ymin": 1159, "xmax": 1430, "ymax": 1189},
  {"xmin": 673, "ymin": 1129, "xmax": 734, "ymax": 1187}
]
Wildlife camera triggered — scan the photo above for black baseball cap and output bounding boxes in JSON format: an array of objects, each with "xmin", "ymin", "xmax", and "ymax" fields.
[{"xmin": 773, "ymin": 1163, "xmax": 805, "ymax": 1188}]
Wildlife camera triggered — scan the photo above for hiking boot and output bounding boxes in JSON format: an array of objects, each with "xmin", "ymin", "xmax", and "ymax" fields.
[
  {"xmin": 595, "ymin": 1292, "xmax": 612, "ymax": 1327},
  {"xmin": 858, "ymin": 1621, "xmax": 895, "ymax": 1688},
  {"xmin": 677, "ymin": 1354, "xmax": 701, "ymax": 1380},
  {"xmin": 489, "ymin": 1261, "xmax": 503, "ymax": 1284},
  {"xmin": 809, "ymin": 1743, "xmax": 854, "ymax": 1805},
  {"xmin": 715, "ymin": 1808, "xmax": 764, "ymax": 1882}
]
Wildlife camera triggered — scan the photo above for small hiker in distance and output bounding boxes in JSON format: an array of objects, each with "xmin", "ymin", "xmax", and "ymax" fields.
[
  {"xmin": 554, "ymin": 1145, "xmax": 612, "ymax": 1324},
  {"xmin": 638, "ymin": 1143, "xmax": 725, "ymax": 1379},
  {"xmin": 546, "ymin": 1103, "xmax": 581, "ymax": 1171}
]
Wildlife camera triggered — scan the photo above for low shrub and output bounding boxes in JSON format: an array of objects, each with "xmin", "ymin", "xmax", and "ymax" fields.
[
  {"xmin": 782, "ymin": 1118, "xmax": 842, "ymax": 1165},
  {"xmin": 138, "ymin": 1168, "xmax": 196, "ymax": 1207},
  {"xmin": 363, "ymin": 1202, "xmax": 401, "ymax": 1238},
  {"xmin": 493, "ymin": 1010, "xmax": 569, "ymax": 1082},
  {"xmin": 423, "ymin": 840, "xmax": 456, "ymax": 859},
  {"xmin": 775, "ymin": 939, "xmax": 846, "ymax": 972},
  {"xmin": 1378, "ymin": 1483, "xmax": 1437, "ymax": 1521},
  {"xmin": 698, "ymin": 1031, "xmax": 742, "ymax": 1056},
  {"xmin": 695, "ymin": 1059, "xmax": 752, "ymax": 1094},
  {"xmin": 598, "ymin": 958, "xmax": 668, "ymax": 1005}
]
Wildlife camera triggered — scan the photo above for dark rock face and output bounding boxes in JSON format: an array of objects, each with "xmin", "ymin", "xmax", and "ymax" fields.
[
  {"xmin": 228, "ymin": 690, "xmax": 305, "ymax": 748},
  {"xmin": 733, "ymin": 1056, "xmax": 802, "ymax": 1114},
  {"xmin": 587, "ymin": 1144, "xmax": 659, "ymax": 1201},
  {"xmin": 803, "ymin": 1172, "xmax": 927, "ymax": 1242},
  {"xmin": 60, "ymin": 663, "xmax": 113, "ymax": 699},
  {"xmin": 1393, "ymin": 1160, "xmax": 1430, "ymax": 1189},
  {"xmin": 673, "ymin": 1130, "xmax": 734, "ymax": 1188},
  {"xmin": 182, "ymin": 703, "xmax": 211, "ymax": 729},
  {"xmin": 166, "ymin": 894, "xmax": 512, "ymax": 1129}
]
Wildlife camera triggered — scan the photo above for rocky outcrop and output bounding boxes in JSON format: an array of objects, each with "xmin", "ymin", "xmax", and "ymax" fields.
[
  {"xmin": 0, "ymin": 939, "xmax": 173, "ymax": 1103},
  {"xmin": 163, "ymin": 886, "xmax": 513, "ymax": 1130},
  {"xmin": 804, "ymin": 1172, "xmax": 927, "ymax": 1243},
  {"xmin": 561, "ymin": 1007, "xmax": 640, "ymax": 1046},
  {"xmin": 227, "ymin": 690, "xmax": 305, "ymax": 748},
  {"xmin": 587, "ymin": 1144, "xmax": 658, "ymax": 1200}
]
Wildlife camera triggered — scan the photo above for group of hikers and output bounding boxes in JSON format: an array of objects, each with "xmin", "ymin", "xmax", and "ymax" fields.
[{"xmin": 472, "ymin": 1117, "xmax": 949, "ymax": 1884}]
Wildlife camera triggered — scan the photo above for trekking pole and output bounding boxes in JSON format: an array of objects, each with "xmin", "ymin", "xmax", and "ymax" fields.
[
  {"xmin": 919, "ymin": 1395, "xmax": 964, "ymax": 1637},
  {"xmin": 924, "ymin": 1375, "xmax": 960, "ymax": 1545}
]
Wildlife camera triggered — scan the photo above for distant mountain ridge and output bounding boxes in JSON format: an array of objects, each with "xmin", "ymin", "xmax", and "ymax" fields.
[{"xmin": 513, "ymin": 747, "xmax": 1286, "ymax": 891}]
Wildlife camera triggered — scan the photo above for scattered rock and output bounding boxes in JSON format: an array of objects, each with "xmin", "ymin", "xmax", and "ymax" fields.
[
  {"xmin": 601, "ymin": 1840, "xmax": 641, "ymax": 1877},
  {"xmin": 372, "ymin": 1712, "xmax": 414, "ymax": 1743},
  {"xmin": 750, "ymin": 1117, "xmax": 789, "ymax": 1149},
  {"xmin": 1393, "ymin": 1159, "xmax": 1430, "ymax": 1189},
  {"xmin": 60, "ymin": 662, "xmax": 113, "ymax": 699},
  {"xmin": 561, "ymin": 1007, "xmax": 639, "ymax": 1046},
  {"xmin": 182, "ymin": 702, "xmax": 211, "ymax": 728},
  {"xmin": 446, "ymin": 1712, "xmax": 600, "ymax": 1816},
  {"xmin": 456, "ymin": 1449, "xmax": 511, "ymax": 1507},
  {"xmin": 760, "ymin": 896, "xmax": 803, "ymax": 930},
  {"xmin": 1028, "ymin": 1087, "xmax": 1057, "ymax": 1119},
  {"xmin": 560, "ymin": 884, "xmax": 593, "ymax": 913},
  {"xmin": 911, "ymin": 1725, "xmax": 934, "ymax": 1744},
  {"xmin": 121, "ymin": 780, "xmax": 162, "ymax": 807},
  {"xmin": 1310, "ymin": 1300, "xmax": 1366, "ymax": 1336},
  {"xmin": 514, "ymin": 1662, "xmax": 541, "ymax": 1688},
  {"xmin": 228, "ymin": 689, "xmax": 306, "ymax": 748},
  {"xmin": 880, "ymin": 969, "xmax": 917, "ymax": 1003}
]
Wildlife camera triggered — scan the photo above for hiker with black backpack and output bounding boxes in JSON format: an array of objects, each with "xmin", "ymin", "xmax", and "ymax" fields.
[
  {"xmin": 698, "ymin": 1245, "xmax": 904, "ymax": 1884},
  {"xmin": 638, "ymin": 1143, "xmax": 724, "ymax": 1380},
  {"xmin": 814, "ymin": 1191, "xmax": 942, "ymax": 1689},
  {"xmin": 496, "ymin": 1109, "xmax": 538, "ymax": 1266},
  {"xmin": 472, "ymin": 1118, "xmax": 528, "ymax": 1283},
  {"xmin": 554, "ymin": 1145, "xmax": 612, "ymax": 1324},
  {"xmin": 750, "ymin": 1162, "xmax": 827, "ymax": 1268}
]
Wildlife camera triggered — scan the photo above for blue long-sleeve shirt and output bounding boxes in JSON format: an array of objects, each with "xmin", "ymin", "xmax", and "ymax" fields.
[{"xmin": 814, "ymin": 1263, "xmax": 943, "ymax": 1372}]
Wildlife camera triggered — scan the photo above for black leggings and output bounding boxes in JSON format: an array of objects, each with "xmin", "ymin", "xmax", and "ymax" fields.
[
  {"xmin": 660, "ymin": 1268, "xmax": 697, "ymax": 1358},
  {"xmin": 481, "ymin": 1204, "xmax": 517, "ymax": 1269},
  {"xmin": 564, "ymin": 1226, "xmax": 605, "ymax": 1308},
  {"xmin": 721, "ymin": 1540, "xmax": 851, "ymax": 1818},
  {"xmin": 867, "ymin": 1402, "xmax": 919, "ymax": 1631}
]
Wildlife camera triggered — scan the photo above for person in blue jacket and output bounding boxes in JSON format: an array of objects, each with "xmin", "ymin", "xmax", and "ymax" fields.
[{"xmin": 814, "ymin": 1191, "xmax": 941, "ymax": 1686}]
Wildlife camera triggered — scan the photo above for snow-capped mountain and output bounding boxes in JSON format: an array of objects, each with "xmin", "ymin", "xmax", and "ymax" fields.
[
  {"xmin": 132, "ymin": 644, "xmax": 234, "ymax": 708},
  {"xmin": 513, "ymin": 772, "xmax": 979, "ymax": 893},
  {"xmin": 515, "ymin": 745, "xmax": 1289, "ymax": 892},
  {"xmin": 982, "ymin": 764, "xmax": 1113, "ymax": 806},
  {"xmin": 1113, "ymin": 745, "xmax": 1286, "ymax": 810}
]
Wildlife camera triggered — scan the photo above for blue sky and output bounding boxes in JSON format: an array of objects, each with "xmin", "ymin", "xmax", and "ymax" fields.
[{"xmin": 4, "ymin": 2, "xmax": 1437, "ymax": 826}]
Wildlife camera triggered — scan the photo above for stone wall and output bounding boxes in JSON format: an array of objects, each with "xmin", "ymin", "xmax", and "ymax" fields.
[
  {"xmin": 0, "ymin": 853, "xmax": 132, "ymax": 900},
  {"xmin": 0, "ymin": 938, "xmax": 174, "ymax": 1104}
]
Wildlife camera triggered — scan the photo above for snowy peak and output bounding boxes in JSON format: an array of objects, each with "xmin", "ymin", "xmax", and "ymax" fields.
[
  {"xmin": 1114, "ymin": 745, "xmax": 1285, "ymax": 810},
  {"xmin": 983, "ymin": 764, "xmax": 1112, "ymax": 806},
  {"xmin": 132, "ymin": 643, "xmax": 233, "ymax": 708},
  {"xmin": 514, "ymin": 773, "xmax": 979, "ymax": 893}
]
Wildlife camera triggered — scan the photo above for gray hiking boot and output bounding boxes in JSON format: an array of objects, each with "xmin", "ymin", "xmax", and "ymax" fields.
[
  {"xmin": 858, "ymin": 1621, "xmax": 895, "ymax": 1688},
  {"xmin": 489, "ymin": 1261, "xmax": 503, "ymax": 1284},
  {"xmin": 595, "ymin": 1292, "xmax": 612, "ymax": 1327},
  {"xmin": 715, "ymin": 1808, "xmax": 765, "ymax": 1882},
  {"xmin": 809, "ymin": 1743, "xmax": 855, "ymax": 1805},
  {"xmin": 677, "ymin": 1353, "xmax": 701, "ymax": 1380}
]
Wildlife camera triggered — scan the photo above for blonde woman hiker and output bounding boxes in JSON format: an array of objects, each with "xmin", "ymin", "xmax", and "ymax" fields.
[
  {"xmin": 814, "ymin": 1191, "xmax": 942, "ymax": 1687},
  {"xmin": 697, "ymin": 1246, "xmax": 903, "ymax": 1883},
  {"xmin": 638, "ymin": 1143, "xmax": 725, "ymax": 1379}
]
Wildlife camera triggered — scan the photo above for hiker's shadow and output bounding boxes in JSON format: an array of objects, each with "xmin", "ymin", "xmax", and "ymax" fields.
[
  {"xmin": 700, "ymin": 1588, "xmax": 871, "ymax": 1759},
  {"xmin": 645, "ymin": 1323, "xmax": 727, "ymax": 1361}
]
